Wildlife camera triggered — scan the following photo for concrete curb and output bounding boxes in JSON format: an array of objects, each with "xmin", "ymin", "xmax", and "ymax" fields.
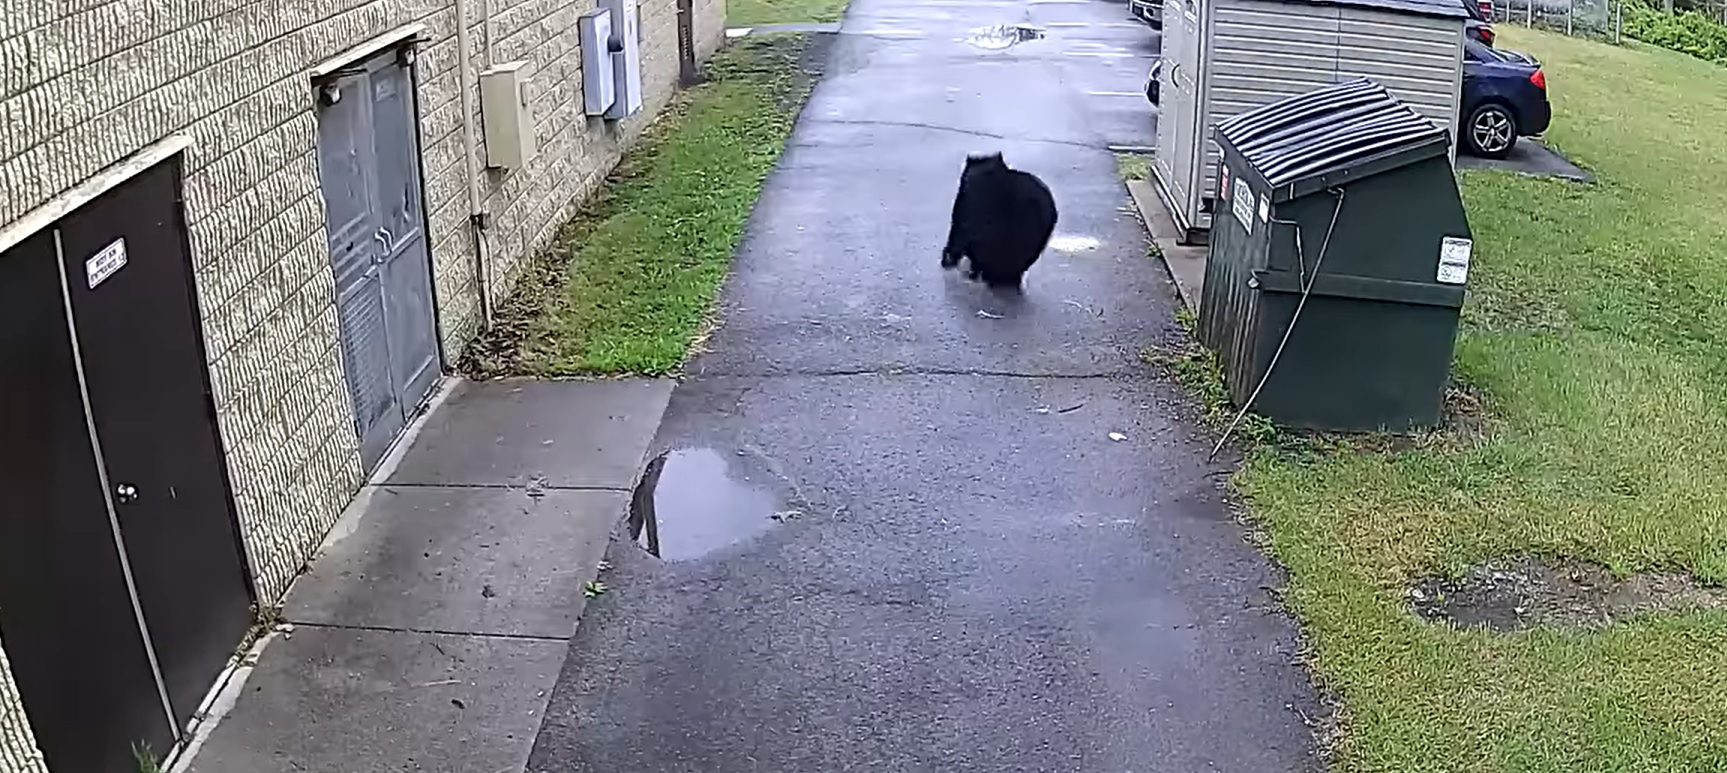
[{"xmin": 1126, "ymin": 178, "xmax": 1206, "ymax": 314}]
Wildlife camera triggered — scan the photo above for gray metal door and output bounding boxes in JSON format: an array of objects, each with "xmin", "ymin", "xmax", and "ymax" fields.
[
  {"xmin": 1170, "ymin": 0, "xmax": 1202, "ymax": 220},
  {"xmin": 1152, "ymin": 0, "xmax": 1184, "ymax": 190},
  {"xmin": 315, "ymin": 48, "xmax": 440, "ymax": 474}
]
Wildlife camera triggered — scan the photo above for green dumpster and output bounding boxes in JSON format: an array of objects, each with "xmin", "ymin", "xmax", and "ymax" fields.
[{"xmin": 1197, "ymin": 78, "xmax": 1473, "ymax": 433}]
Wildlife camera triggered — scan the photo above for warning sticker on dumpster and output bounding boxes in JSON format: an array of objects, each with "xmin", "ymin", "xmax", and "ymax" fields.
[
  {"xmin": 1437, "ymin": 236, "xmax": 1473, "ymax": 285},
  {"xmin": 1257, "ymin": 194, "xmax": 1269, "ymax": 223},
  {"xmin": 1231, "ymin": 177, "xmax": 1254, "ymax": 232}
]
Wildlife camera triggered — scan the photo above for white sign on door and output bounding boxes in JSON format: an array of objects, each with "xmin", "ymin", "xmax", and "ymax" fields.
[{"xmin": 86, "ymin": 238, "xmax": 128, "ymax": 289}]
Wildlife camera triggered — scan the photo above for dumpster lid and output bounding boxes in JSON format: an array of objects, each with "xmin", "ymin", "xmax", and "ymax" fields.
[{"xmin": 1215, "ymin": 78, "xmax": 1449, "ymax": 189}]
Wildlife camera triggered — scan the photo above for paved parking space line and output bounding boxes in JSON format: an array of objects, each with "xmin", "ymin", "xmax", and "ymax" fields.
[{"xmin": 1086, "ymin": 90, "xmax": 1144, "ymax": 96}]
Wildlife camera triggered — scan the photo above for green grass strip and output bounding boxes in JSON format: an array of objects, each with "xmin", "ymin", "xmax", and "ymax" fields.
[{"xmin": 462, "ymin": 35, "xmax": 819, "ymax": 378}]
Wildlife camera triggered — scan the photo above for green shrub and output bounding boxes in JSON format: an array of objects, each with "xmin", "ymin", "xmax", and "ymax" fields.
[{"xmin": 1623, "ymin": 0, "xmax": 1727, "ymax": 60}]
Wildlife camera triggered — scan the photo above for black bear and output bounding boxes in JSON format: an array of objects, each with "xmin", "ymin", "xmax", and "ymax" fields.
[{"xmin": 940, "ymin": 152, "xmax": 1058, "ymax": 292}]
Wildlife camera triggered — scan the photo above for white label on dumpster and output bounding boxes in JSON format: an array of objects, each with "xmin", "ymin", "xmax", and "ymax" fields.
[
  {"xmin": 1437, "ymin": 236, "xmax": 1473, "ymax": 285},
  {"xmin": 1231, "ymin": 177, "xmax": 1253, "ymax": 232},
  {"xmin": 1257, "ymin": 194, "xmax": 1269, "ymax": 223}
]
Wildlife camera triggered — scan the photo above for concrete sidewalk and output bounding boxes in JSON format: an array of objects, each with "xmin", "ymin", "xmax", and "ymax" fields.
[
  {"xmin": 179, "ymin": 377, "xmax": 672, "ymax": 773},
  {"xmin": 523, "ymin": 2, "xmax": 1322, "ymax": 770}
]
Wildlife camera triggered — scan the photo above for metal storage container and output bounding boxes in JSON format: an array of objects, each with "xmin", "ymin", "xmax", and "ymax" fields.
[
  {"xmin": 1198, "ymin": 78, "xmax": 1473, "ymax": 433},
  {"xmin": 1152, "ymin": 0, "xmax": 1468, "ymax": 245}
]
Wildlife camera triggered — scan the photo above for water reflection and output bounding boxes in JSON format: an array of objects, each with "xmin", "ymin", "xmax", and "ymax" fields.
[
  {"xmin": 963, "ymin": 23, "xmax": 1047, "ymax": 51},
  {"xmin": 628, "ymin": 448, "xmax": 783, "ymax": 561}
]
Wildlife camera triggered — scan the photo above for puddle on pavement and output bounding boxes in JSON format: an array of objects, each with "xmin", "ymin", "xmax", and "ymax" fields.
[
  {"xmin": 628, "ymin": 448, "xmax": 786, "ymax": 561},
  {"xmin": 962, "ymin": 23, "xmax": 1046, "ymax": 50},
  {"xmin": 1047, "ymin": 234, "xmax": 1101, "ymax": 254}
]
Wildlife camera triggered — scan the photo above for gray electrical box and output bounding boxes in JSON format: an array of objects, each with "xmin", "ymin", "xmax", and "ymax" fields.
[
  {"xmin": 478, "ymin": 60, "xmax": 535, "ymax": 169},
  {"xmin": 579, "ymin": 7, "xmax": 616, "ymax": 116},
  {"xmin": 603, "ymin": 0, "xmax": 645, "ymax": 119}
]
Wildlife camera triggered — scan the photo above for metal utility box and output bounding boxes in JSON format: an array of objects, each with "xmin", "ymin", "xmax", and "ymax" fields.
[
  {"xmin": 1153, "ymin": 0, "xmax": 1468, "ymax": 245},
  {"xmin": 1198, "ymin": 78, "xmax": 1473, "ymax": 433},
  {"xmin": 604, "ymin": 0, "xmax": 645, "ymax": 119},
  {"xmin": 479, "ymin": 60, "xmax": 536, "ymax": 169},
  {"xmin": 579, "ymin": 8, "xmax": 617, "ymax": 116}
]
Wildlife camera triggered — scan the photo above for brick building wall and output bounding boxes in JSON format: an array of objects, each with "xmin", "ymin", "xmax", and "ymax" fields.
[
  {"xmin": 0, "ymin": 639, "xmax": 43, "ymax": 773},
  {"xmin": 0, "ymin": 0, "xmax": 721, "ymax": 767}
]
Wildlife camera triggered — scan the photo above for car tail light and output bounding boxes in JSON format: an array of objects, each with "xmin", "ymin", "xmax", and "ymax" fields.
[
  {"xmin": 1530, "ymin": 68, "xmax": 1546, "ymax": 90},
  {"xmin": 1478, "ymin": 0, "xmax": 1493, "ymax": 18},
  {"xmin": 1478, "ymin": 26, "xmax": 1496, "ymax": 45}
]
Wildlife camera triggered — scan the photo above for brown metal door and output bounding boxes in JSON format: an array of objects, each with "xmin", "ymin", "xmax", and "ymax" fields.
[
  {"xmin": 0, "ymin": 231, "xmax": 176, "ymax": 772},
  {"xmin": 56, "ymin": 158, "xmax": 255, "ymax": 728},
  {"xmin": 677, "ymin": 0, "xmax": 698, "ymax": 84}
]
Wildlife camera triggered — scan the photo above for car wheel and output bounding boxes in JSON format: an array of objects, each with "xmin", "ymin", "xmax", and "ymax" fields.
[
  {"xmin": 1464, "ymin": 102, "xmax": 1517, "ymax": 159},
  {"xmin": 1146, "ymin": 76, "xmax": 1159, "ymax": 105}
]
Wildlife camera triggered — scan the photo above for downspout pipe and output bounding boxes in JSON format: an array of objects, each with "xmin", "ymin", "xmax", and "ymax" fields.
[{"xmin": 454, "ymin": 0, "xmax": 494, "ymax": 329}]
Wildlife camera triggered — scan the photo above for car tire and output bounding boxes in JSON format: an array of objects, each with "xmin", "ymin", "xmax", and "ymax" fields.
[
  {"xmin": 1146, "ymin": 77, "xmax": 1159, "ymax": 105},
  {"xmin": 1464, "ymin": 102, "xmax": 1518, "ymax": 160}
]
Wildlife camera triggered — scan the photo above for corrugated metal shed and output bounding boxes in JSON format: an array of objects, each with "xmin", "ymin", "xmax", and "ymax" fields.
[
  {"xmin": 1304, "ymin": 0, "xmax": 1467, "ymax": 18},
  {"xmin": 1150, "ymin": 0, "xmax": 1465, "ymax": 244}
]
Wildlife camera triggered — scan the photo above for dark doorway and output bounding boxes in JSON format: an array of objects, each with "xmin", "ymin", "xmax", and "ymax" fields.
[
  {"xmin": 0, "ymin": 231, "xmax": 175, "ymax": 773},
  {"xmin": 677, "ymin": 0, "xmax": 699, "ymax": 84},
  {"xmin": 57, "ymin": 157, "xmax": 257, "ymax": 727},
  {"xmin": 0, "ymin": 153, "xmax": 254, "ymax": 772}
]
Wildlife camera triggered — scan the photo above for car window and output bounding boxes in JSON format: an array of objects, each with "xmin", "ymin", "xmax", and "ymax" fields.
[
  {"xmin": 1463, "ymin": 37, "xmax": 1510, "ymax": 63},
  {"xmin": 1472, "ymin": 39, "xmax": 1527, "ymax": 64}
]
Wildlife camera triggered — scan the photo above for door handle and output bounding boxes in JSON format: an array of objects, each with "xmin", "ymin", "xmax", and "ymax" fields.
[
  {"xmin": 115, "ymin": 483, "xmax": 139, "ymax": 504},
  {"xmin": 373, "ymin": 227, "xmax": 395, "ymax": 265}
]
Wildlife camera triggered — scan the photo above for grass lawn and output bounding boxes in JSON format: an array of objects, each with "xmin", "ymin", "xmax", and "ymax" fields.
[
  {"xmin": 1210, "ymin": 27, "xmax": 1727, "ymax": 771},
  {"xmin": 728, "ymin": 0, "xmax": 849, "ymax": 27},
  {"xmin": 461, "ymin": 35, "xmax": 819, "ymax": 377}
]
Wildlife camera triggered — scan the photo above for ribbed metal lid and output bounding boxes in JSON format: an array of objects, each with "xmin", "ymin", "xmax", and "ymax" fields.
[{"xmin": 1216, "ymin": 79, "xmax": 1448, "ymax": 187}]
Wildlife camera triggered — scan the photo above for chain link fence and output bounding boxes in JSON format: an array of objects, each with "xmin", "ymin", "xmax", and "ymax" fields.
[{"xmin": 1491, "ymin": 0, "xmax": 1626, "ymax": 41}]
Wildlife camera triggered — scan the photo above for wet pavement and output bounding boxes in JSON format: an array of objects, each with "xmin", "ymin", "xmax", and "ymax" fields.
[
  {"xmin": 525, "ymin": 0, "xmax": 1321, "ymax": 770},
  {"xmin": 184, "ymin": 378, "xmax": 674, "ymax": 773}
]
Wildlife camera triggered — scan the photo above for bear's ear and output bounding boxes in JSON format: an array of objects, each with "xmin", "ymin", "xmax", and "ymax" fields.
[{"xmin": 965, "ymin": 151, "xmax": 1005, "ymax": 167}]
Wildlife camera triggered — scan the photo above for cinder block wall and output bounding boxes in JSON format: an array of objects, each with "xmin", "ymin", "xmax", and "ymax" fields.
[
  {"xmin": 0, "ymin": 638, "xmax": 43, "ymax": 773},
  {"xmin": 695, "ymin": 0, "xmax": 727, "ymax": 61},
  {"xmin": 0, "ymin": 0, "xmax": 693, "ymax": 766}
]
